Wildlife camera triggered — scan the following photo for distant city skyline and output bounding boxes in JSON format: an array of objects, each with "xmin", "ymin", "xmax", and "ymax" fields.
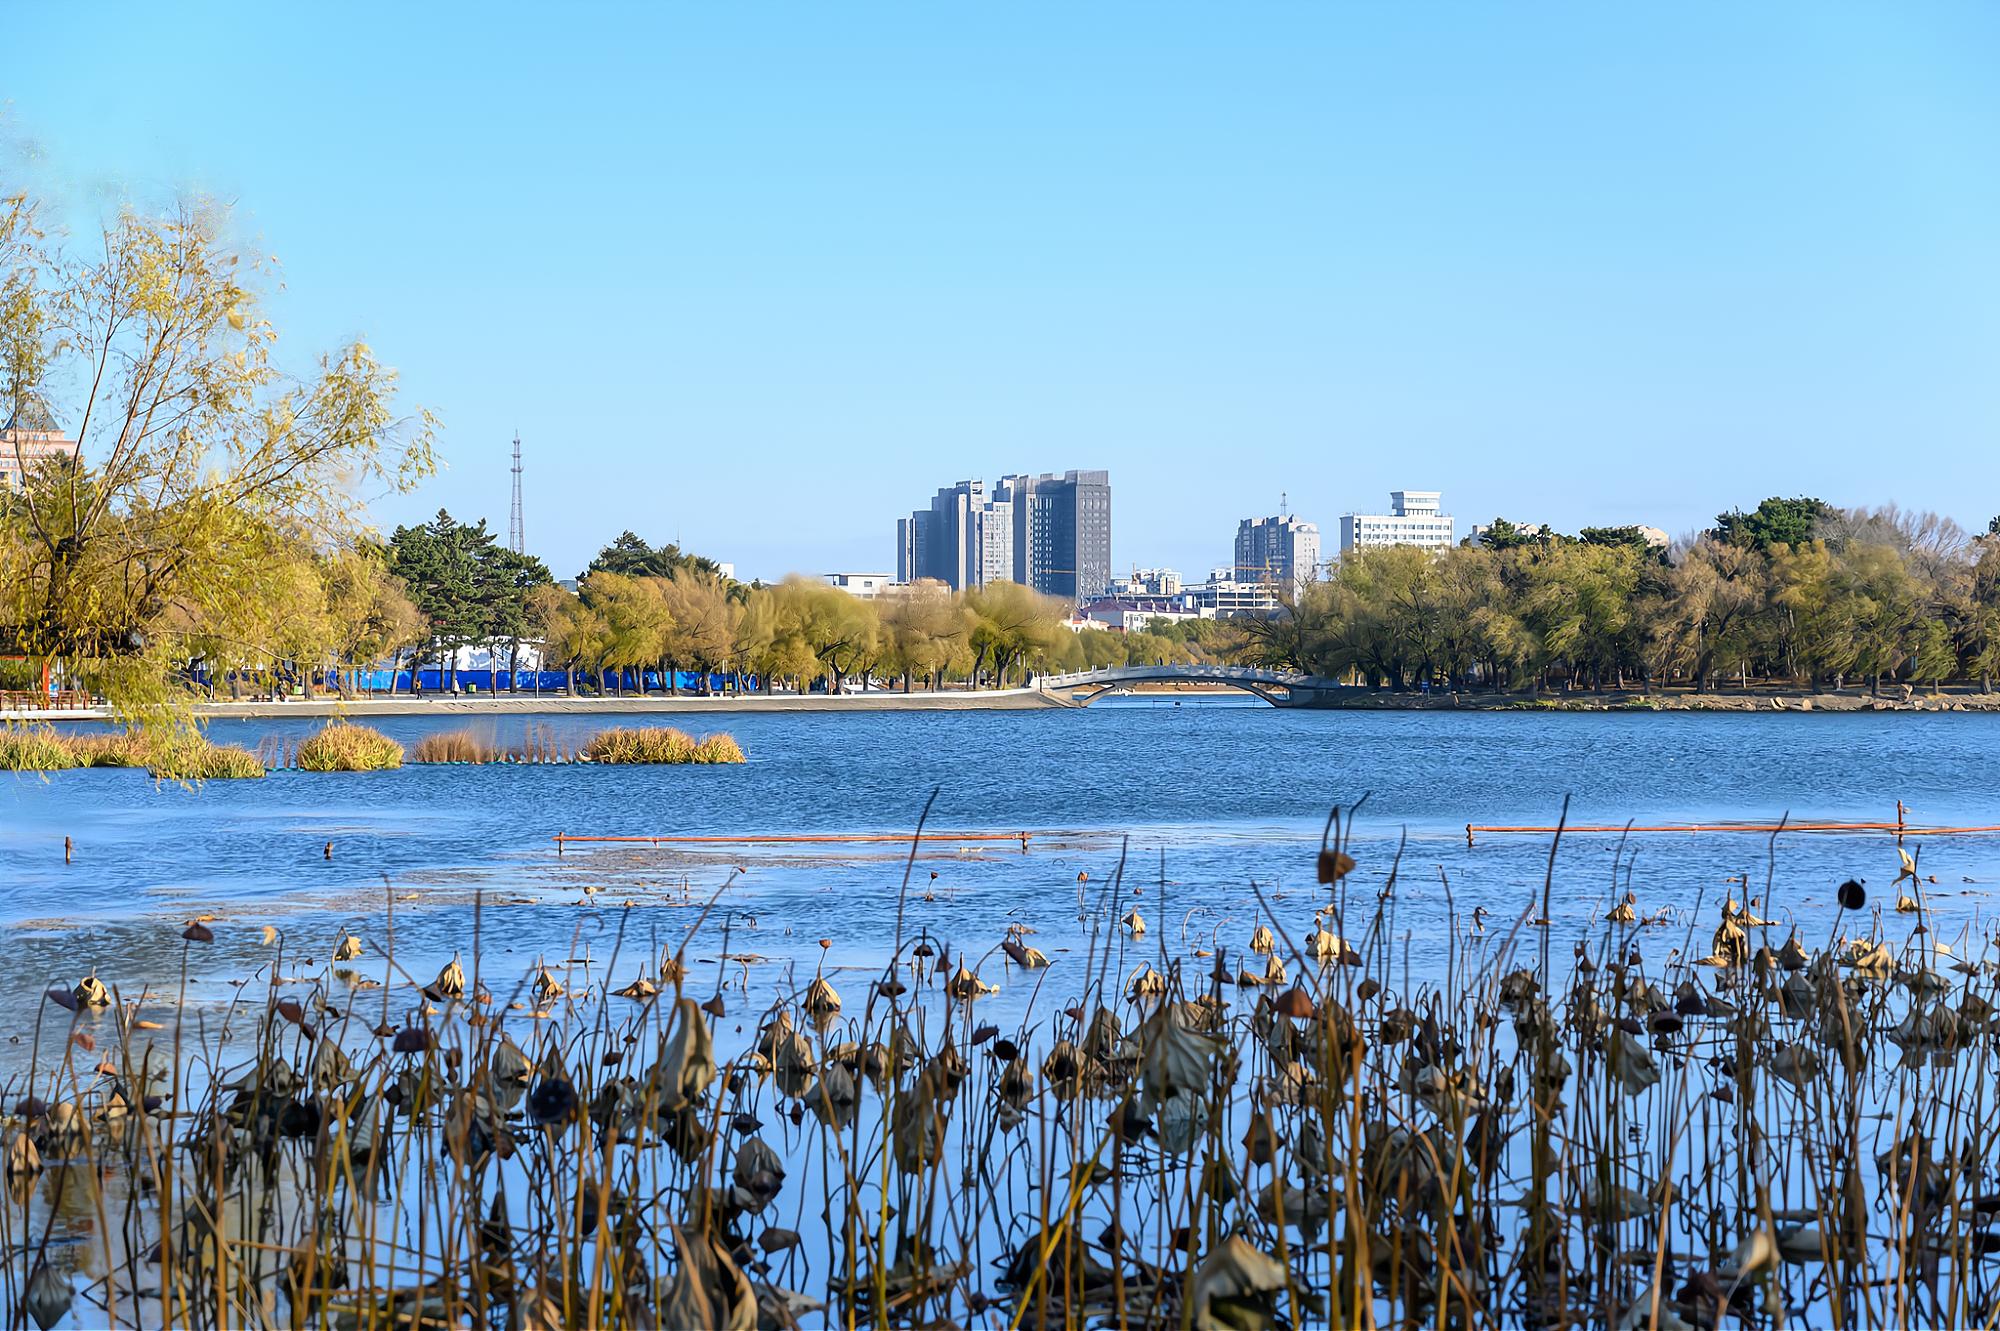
[
  {"xmin": 898, "ymin": 470, "xmax": 1112, "ymax": 599},
  {"xmin": 10, "ymin": 4, "xmax": 2000, "ymax": 580}
]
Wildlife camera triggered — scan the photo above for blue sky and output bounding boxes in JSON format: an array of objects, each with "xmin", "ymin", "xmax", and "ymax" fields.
[{"xmin": 9, "ymin": 3, "xmax": 1999, "ymax": 581}]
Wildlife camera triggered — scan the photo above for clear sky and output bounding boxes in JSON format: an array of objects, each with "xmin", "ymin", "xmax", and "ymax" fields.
[{"xmin": 9, "ymin": 3, "xmax": 1999, "ymax": 581}]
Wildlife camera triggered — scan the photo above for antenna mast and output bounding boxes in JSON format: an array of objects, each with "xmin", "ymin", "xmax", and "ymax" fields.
[{"xmin": 508, "ymin": 433, "xmax": 525, "ymax": 554}]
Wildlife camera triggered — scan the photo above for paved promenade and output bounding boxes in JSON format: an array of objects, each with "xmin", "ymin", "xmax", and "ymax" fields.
[{"xmin": 1, "ymin": 687, "xmax": 1067, "ymax": 721}]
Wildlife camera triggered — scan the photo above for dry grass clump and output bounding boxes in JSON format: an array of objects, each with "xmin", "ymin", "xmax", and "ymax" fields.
[
  {"xmin": 143, "ymin": 732, "xmax": 266, "ymax": 780},
  {"xmin": 3, "ymin": 727, "xmax": 261, "ymax": 777},
  {"xmin": 411, "ymin": 729, "xmax": 501, "ymax": 764},
  {"xmin": 62, "ymin": 732, "xmax": 147, "ymax": 767},
  {"xmin": 295, "ymin": 721, "xmax": 404, "ymax": 771},
  {"xmin": 587, "ymin": 725, "xmax": 693, "ymax": 763},
  {"xmin": 0, "ymin": 725, "xmax": 75, "ymax": 771},
  {"xmin": 585, "ymin": 726, "xmax": 745, "ymax": 764},
  {"xmin": 691, "ymin": 732, "xmax": 746, "ymax": 764}
]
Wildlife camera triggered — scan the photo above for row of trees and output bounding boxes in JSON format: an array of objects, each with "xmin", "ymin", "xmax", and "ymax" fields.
[
  {"xmin": 528, "ymin": 572, "xmax": 1221, "ymax": 694},
  {"xmin": 1249, "ymin": 500, "xmax": 2000, "ymax": 694}
]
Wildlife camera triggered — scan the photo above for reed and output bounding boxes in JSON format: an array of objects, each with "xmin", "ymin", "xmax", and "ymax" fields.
[
  {"xmin": 584, "ymin": 726, "xmax": 745, "ymax": 764},
  {"xmin": 0, "ymin": 725, "xmax": 75, "ymax": 771},
  {"xmin": 60, "ymin": 732, "xmax": 147, "ymax": 768},
  {"xmin": 294, "ymin": 721, "xmax": 405, "ymax": 772},
  {"xmin": 690, "ymin": 732, "xmax": 746, "ymax": 764},
  {"xmin": 411, "ymin": 729, "xmax": 501, "ymax": 764},
  {"xmin": 142, "ymin": 732, "xmax": 266, "ymax": 780},
  {"xmin": 0, "ymin": 819, "xmax": 1981, "ymax": 1330}
]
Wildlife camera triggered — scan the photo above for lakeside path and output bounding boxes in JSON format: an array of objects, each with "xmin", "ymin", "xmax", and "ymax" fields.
[
  {"xmin": 2, "ymin": 686, "xmax": 1069, "ymax": 721},
  {"xmin": 7, "ymin": 682, "xmax": 2000, "ymax": 721},
  {"xmin": 1094, "ymin": 680, "xmax": 2000, "ymax": 711}
]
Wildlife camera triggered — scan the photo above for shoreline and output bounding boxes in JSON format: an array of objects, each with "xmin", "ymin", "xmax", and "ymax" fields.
[
  {"xmin": 2, "ymin": 686, "xmax": 1067, "ymax": 721},
  {"xmin": 1107, "ymin": 680, "xmax": 2000, "ymax": 712},
  {"xmin": 1298, "ymin": 687, "xmax": 2000, "ymax": 713},
  {"xmin": 5, "ymin": 682, "xmax": 1999, "ymax": 722}
]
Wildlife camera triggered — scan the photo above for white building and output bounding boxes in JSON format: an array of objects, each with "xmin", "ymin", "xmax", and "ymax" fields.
[
  {"xmin": 823, "ymin": 572, "xmax": 894, "ymax": 599},
  {"xmin": 1108, "ymin": 567, "xmax": 1183, "ymax": 597},
  {"xmin": 1339, "ymin": 490, "xmax": 1455, "ymax": 555},
  {"xmin": 1178, "ymin": 577, "xmax": 1282, "ymax": 618},
  {"xmin": 1078, "ymin": 596, "xmax": 1204, "ymax": 631}
]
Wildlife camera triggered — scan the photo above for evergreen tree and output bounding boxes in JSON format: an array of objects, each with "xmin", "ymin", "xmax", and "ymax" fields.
[
  {"xmin": 386, "ymin": 511, "xmax": 551, "ymax": 689},
  {"xmin": 1713, "ymin": 496, "xmax": 1834, "ymax": 551}
]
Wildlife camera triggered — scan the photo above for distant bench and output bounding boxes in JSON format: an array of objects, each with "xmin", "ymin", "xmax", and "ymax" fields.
[{"xmin": 0, "ymin": 688, "xmax": 93, "ymax": 711}]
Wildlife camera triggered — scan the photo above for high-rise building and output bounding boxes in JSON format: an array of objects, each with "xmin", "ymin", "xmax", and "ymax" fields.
[
  {"xmin": 1338, "ymin": 490, "xmax": 1455, "ymax": 554},
  {"xmin": 0, "ymin": 397, "xmax": 79, "ymax": 493},
  {"xmin": 897, "ymin": 469, "xmax": 1110, "ymax": 599},
  {"xmin": 1000, "ymin": 469, "xmax": 1112, "ymax": 600},
  {"xmin": 897, "ymin": 480, "xmax": 1009, "ymax": 590},
  {"xmin": 1233, "ymin": 513, "xmax": 1321, "ymax": 599}
]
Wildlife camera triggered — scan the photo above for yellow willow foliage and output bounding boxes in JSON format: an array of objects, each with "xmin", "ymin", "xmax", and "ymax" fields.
[{"xmin": 0, "ymin": 191, "xmax": 435, "ymax": 723}]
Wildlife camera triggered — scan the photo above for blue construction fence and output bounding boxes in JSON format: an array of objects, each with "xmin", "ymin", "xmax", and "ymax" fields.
[
  {"xmin": 188, "ymin": 667, "xmax": 758, "ymax": 695},
  {"xmin": 350, "ymin": 668, "xmax": 751, "ymax": 694}
]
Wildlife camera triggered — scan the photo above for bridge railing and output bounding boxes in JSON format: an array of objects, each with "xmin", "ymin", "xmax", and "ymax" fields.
[{"xmin": 1037, "ymin": 664, "xmax": 1314, "ymax": 690}]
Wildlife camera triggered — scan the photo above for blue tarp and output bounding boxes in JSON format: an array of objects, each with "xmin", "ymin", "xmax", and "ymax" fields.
[
  {"xmin": 192, "ymin": 666, "xmax": 759, "ymax": 695},
  {"xmin": 335, "ymin": 669, "xmax": 750, "ymax": 695}
]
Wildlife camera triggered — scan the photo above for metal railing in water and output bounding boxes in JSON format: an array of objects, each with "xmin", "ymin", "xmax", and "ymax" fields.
[
  {"xmin": 1464, "ymin": 803, "xmax": 1999, "ymax": 844},
  {"xmin": 552, "ymin": 830, "xmax": 1033, "ymax": 853}
]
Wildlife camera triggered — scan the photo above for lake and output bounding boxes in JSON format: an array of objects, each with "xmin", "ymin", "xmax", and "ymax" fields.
[
  {"xmin": 4, "ymin": 698, "xmax": 1998, "ymax": 1034},
  {"xmin": 6, "ymin": 698, "xmax": 2000, "ymax": 1329}
]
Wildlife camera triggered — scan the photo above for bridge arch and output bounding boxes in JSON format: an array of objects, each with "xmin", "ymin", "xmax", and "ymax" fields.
[{"xmin": 1037, "ymin": 664, "xmax": 1316, "ymax": 707}]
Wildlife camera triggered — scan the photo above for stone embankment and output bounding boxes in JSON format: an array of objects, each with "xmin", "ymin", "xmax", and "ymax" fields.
[
  {"xmin": 1, "ymin": 688, "xmax": 1068, "ymax": 722},
  {"xmin": 1329, "ymin": 688, "xmax": 2000, "ymax": 713}
]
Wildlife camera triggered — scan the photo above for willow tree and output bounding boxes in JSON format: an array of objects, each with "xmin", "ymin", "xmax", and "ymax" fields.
[
  {"xmin": 320, "ymin": 547, "xmax": 425, "ymax": 697},
  {"xmin": 526, "ymin": 582, "xmax": 592, "ymax": 695},
  {"xmin": 879, "ymin": 579, "xmax": 970, "ymax": 691},
  {"xmin": 578, "ymin": 572, "xmax": 671, "ymax": 695},
  {"xmin": 754, "ymin": 577, "xmax": 879, "ymax": 691},
  {"xmin": 964, "ymin": 581, "xmax": 1069, "ymax": 686},
  {"xmin": 657, "ymin": 568, "xmax": 742, "ymax": 693},
  {"xmin": 0, "ymin": 190, "xmax": 435, "ymax": 716},
  {"xmin": 1970, "ymin": 540, "xmax": 2000, "ymax": 692}
]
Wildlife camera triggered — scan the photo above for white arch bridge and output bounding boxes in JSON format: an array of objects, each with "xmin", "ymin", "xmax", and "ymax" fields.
[{"xmin": 1036, "ymin": 664, "xmax": 1348, "ymax": 707}]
